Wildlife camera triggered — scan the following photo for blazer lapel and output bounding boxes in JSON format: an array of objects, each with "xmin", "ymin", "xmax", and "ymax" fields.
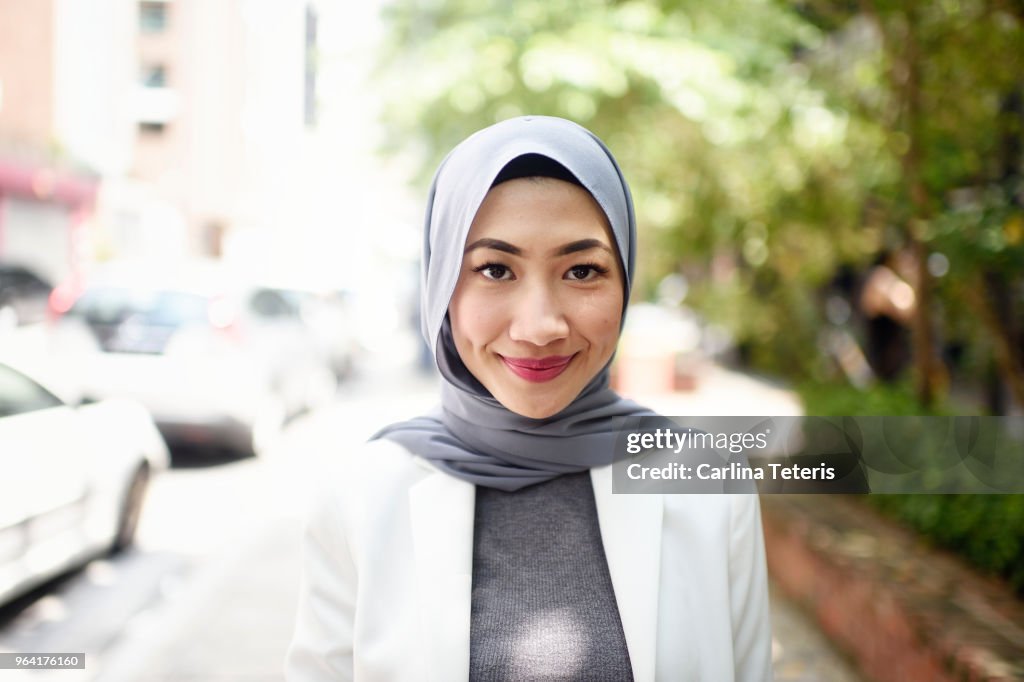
[
  {"xmin": 408, "ymin": 467, "xmax": 475, "ymax": 682},
  {"xmin": 590, "ymin": 464, "xmax": 664, "ymax": 682}
]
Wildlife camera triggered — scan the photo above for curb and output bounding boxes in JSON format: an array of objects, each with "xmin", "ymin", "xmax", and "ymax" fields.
[{"xmin": 761, "ymin": 495, "xmax": 1024, "ymax": 682}]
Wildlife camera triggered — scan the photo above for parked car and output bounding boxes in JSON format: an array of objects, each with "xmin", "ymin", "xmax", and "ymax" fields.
[
  {"xmin": 0, "ymin": 358, "xmax": 169, "ymax": 607},
  {"xmin": 50, "ymin": 263, "xmax": 337, "ymax": 456},
  {"xmin": 0, "ymin": 263, "xmax": 52, "ymax": 329},
  {"xmin": 274, "ymin": 287, "xmax": 359, "ymax": 380}
]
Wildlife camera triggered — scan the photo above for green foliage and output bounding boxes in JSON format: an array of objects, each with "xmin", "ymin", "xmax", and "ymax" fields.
[
  {"xmin": 797, "ymin": 379, "xmax": 948, "ymax": 416},
  {"xmin": 375, "ymin": 0, "xmax": 1024, "ymax": 389},
  {"xmin": 376, "ymin": 0, "xmax": 871, "ymax": 376},
  {"xmin": 797, "ymin": 381, "xmax": 1024, "ymax": 595},
  {"xmin": 378, "ymin": 0, "xmax": 1024, "ymax": 598},
  {"xmin": 871, "ymin": 494, "xmax": 1024, "ymax": 596}
]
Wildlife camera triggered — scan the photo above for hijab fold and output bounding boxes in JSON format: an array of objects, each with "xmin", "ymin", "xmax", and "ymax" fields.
[{"xmin": 372, "ymin": 116, "xmax": 654, "ymax": 491}]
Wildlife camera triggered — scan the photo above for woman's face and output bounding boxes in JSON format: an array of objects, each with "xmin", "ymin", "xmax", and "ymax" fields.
[{"xmin": 449, "ymin": 177, "xmax": 624, "ymax": 419}]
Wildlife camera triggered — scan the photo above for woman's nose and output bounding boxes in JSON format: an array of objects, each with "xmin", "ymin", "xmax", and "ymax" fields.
[{"xmin": 508, "ymin": 283, "xmax": 570, "ymax": 347}]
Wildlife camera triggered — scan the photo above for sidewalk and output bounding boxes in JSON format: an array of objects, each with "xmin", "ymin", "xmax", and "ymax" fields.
[
  {"xmin": 635, "ymin": 363, "xmax": 865, "ymax": 682},
  {"xmin": 763, "ymin": 495, "xmax": 1024, "ymax": 682},
  {"xmin": 770, "ymin": 585, "xmax": 865, "ymax": 682},
  {"xmin": 92, "ymin": 361, "xmax": 867, "ymax": 681},
  {"xmin": 94, "ymin": 513, "xmax": 867, "ymax": 682},
  {"xmin": 94, "ymin": 522, "xmax": 872, "ymax": 675},
  {"xmin": 95, "ymin": 519, "xmax": 301, "ymax": 682}
]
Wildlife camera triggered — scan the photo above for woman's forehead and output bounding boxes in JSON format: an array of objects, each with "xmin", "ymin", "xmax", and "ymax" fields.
[{"xmin": 466, "ymin": 177, "xmax": 613, "ymax": 244}]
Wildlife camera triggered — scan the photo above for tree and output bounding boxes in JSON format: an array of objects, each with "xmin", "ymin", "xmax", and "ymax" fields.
[
  {"xmin": 798, "ymin": 0, "xmax": 1024, "ymax": 407},
  {"xmin": 375, "ymin": 0, "xmax": 1024, "ymax": 410}
]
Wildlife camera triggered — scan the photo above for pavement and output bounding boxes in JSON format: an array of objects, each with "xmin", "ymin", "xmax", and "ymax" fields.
[
  {"xmin": 95, "ymin": 519, "xmax": 302, "ymax": 682},
  {"xmin": 769, "ymin": 587, "xmax": 865, "ymax": 682},
  {"xmin": 84, "ymin": 359, "xmax": 866, "ymax": 682},
  {"xmin": 763, "ymin": 494, "xmax": 1024, "ymax": 682}
]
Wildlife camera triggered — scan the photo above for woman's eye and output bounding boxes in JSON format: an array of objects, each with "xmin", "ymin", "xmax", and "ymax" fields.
[
  {"xmin": 565, "ymin": 264, "xmax": 606, "ymax": 281},
  {"xmin": 475, "ymin": 264, "xmax": 513, "ymax": 281}
]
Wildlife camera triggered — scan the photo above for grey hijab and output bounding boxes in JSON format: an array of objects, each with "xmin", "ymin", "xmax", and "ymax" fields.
[{"xmin": 373, "ymin": 116, "xmax": 654, "ymax": 491}]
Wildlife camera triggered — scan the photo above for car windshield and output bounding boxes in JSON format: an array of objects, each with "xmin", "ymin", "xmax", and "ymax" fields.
[{"xmin": 69, "ymin": 287, "xmax": 209, "ymax": 328}]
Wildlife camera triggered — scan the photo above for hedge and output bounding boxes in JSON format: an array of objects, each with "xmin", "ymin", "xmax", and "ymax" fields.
[{"xmin": 797, "ymin": 380, "xmax": 1024, "ymax": 596}]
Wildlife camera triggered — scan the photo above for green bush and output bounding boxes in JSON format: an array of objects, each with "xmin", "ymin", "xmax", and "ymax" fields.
[
  {"xmin": 796, "ymin": 380, "xmax": 952, "ymax": 417},
  {"xmin": 870, "ymin": 495, "xmax": 1024, "ymax": 595},
  {"xmin": 797, "ymin": 381, "xmax": 1024, "ymax": 596}
]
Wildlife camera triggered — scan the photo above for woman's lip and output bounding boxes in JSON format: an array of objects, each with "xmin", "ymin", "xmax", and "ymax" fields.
[{"xmin": 500, "ymin": 354, "xmax": 576, "ymax": 382}]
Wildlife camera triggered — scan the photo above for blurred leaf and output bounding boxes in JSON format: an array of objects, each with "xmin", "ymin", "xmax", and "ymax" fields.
[{"xmin": 376, "ymin": 0, "xmax": 1024, "ymax": 388}]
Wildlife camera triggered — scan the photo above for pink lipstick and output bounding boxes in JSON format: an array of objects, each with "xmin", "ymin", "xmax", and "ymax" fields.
[{"xmin": 500, "ymin": 354, "xmax": 575, "ymax": 383}]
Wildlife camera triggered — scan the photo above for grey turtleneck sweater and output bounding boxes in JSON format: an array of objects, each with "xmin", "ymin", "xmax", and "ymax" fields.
[{"xmin": 468, "ymin": 471, "xmax": 634, "ymax": 681}]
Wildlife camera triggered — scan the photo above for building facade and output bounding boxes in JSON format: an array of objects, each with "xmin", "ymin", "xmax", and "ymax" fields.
[{"xmin": 0, "ymin": 0, "xmax": 312, "ymax": 282}]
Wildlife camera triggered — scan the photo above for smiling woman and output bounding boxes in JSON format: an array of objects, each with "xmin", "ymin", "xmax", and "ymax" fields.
[{"xmin": 286, "ymin": 117, "xmax": 773, "ymax": 681}]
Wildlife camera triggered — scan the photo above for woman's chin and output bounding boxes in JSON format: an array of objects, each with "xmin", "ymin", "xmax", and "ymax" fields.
[{"xmin": 494, "ymin": 390, "xmax": 574, "ymax": 420}]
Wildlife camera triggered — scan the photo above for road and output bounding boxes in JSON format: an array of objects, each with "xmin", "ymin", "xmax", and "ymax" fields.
[{"xmin": 0, "ymin": 362, "xmax": 865, "ymax": 681}]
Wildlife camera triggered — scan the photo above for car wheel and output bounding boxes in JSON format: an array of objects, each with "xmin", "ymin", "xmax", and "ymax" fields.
[{"xmin": 111, "ymin": 464, "xmax": 150, "ymax": 554}]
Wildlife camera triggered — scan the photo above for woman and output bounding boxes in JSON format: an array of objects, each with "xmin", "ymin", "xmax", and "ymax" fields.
[{"xmin": 286, "ymin": 116, "xmax": 773, "ymax": 681}]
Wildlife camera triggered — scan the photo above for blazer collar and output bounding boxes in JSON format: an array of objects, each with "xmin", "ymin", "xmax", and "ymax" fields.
[
  {"xmin": 591, "ymin": 464, "xmax": 664, "ymax": 682},
  {"xmin": 408, "ymin": 465, "xmax": 475, "ymax": 681},
  {"xmin": 408, "ymin": 463, "xmax": 664, "ymax": 682}
]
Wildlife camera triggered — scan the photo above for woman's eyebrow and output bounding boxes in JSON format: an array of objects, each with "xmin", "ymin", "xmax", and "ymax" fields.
[
  {"xmin": 464, "ymin": 238, "xmax": 521, "ymax": 255},
  {"xmin": 463, "ymin": 237, "xmax": 612, "ymax": 257},
  {"xmin": 554, "ymin": 239, "xmax": 612, "ymax": 256}
]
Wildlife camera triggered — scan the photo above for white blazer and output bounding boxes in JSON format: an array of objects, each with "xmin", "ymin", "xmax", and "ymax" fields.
[{"xmin": 285, "ymin": 439, "xmax": 773, "ymax": 681}]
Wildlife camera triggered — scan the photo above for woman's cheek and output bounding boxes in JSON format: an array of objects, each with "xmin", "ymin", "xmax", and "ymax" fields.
[
  {"xmin": 453, "ymin": 290, "xmax": 504, "ymax": 345},
  {"xmin": 580, "ymin": 289, "xmax": 623, "ymax": 335}
]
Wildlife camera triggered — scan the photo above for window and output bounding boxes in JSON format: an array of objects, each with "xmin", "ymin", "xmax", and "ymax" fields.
[
  {"xmin": 304, "ymin": 5, "xmax": 318, "ymax": 127},
  {"xmin": 141, "ymin": 64, "xmax": 167, "ymax": 89},
  {"xmin": 139, "ymin": 1, "xmax": 168, "ymax": 33},
  {"xmin": 69, "ymin": 288, "xmax": 207, "ymax": 329},
  {"xmin": 0, "ymin": 364, "xmax": 63, "ymax": 418},
  {"xmin": 250, "ymin": 289, "xmax": 297, "ymax": 319}
]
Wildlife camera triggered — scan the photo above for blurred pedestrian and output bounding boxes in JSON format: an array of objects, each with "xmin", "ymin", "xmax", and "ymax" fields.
[{"xmin": 286, "ymin": 116, "xmax": 773, "ymax": 681}]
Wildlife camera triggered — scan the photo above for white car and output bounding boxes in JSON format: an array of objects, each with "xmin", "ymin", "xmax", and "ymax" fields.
[
  {"xmin": 273, "ymin": 287, "xmax": 360, "ymax": 380},
  {"xmin": 50, "ymin": 263, "xmax": 337, "ymax": 456},
  {"xmin": 0, "ymin": 359, "xmax": 169, "ymax": 607}
]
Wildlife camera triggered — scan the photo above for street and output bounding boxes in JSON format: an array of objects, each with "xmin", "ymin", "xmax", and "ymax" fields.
[
  {"xmin": 0, "ymin": 362, "xmax": 865, "ymax": 681},
  {"xmin": 1, "ymin": 0, "xmax": 1019, "ymax": 678}
]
